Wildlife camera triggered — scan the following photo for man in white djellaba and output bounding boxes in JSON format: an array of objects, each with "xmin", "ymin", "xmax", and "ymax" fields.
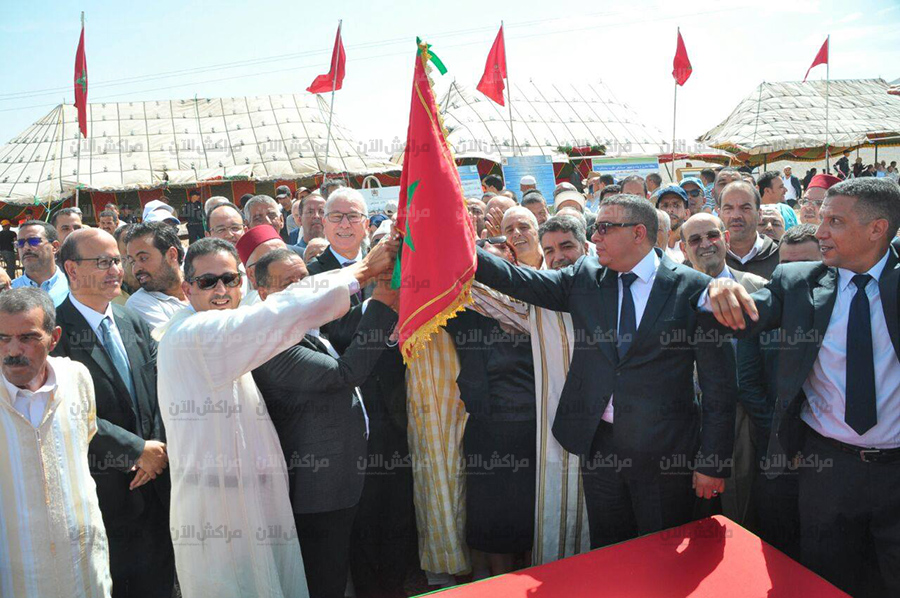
[{"xmin": 155, "ymin": 235, "xmax": 397, "ymax": 598}]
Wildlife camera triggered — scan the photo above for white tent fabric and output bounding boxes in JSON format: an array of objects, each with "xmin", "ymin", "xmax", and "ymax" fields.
[
  {"xmin": 438, "ymin": 80, "xmax": 668, "ymax": 162},
  {"xmin": 0, "ymin": 94, "xmax": 398, "ymax": 206},
  {"xmin": 698, "ymin": 79, "xmax": 900, "ymax": 156}
]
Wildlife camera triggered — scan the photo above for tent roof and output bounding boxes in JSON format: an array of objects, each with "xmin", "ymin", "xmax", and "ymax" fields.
[
  {"xmin": 698, "ymin": 78, "xmax": 900, "ymax": 160},
  {"xmin": 0, "ymin": 94, "xmax": 398, "ymax": 206},
  {"xmin": 438, "ymin": 79, "xmax": 668, "ymax": 162}
]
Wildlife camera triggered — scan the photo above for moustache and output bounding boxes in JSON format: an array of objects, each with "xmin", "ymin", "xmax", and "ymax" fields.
[{"xmin": 3, "ymin": 355, "xmax": 30, "ymax": 367}]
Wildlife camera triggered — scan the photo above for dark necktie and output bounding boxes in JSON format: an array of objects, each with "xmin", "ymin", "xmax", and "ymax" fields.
[
  {"xmin": 845, "ymin": 274, "xmax": 877, "ymax": 435},
  {"xmin": 343, "ymin": 259, "xmax": 363, "ymax": 302},
  {"xmin": 616, "ymin": 272, "xmax": 638, "ymax": 360}
]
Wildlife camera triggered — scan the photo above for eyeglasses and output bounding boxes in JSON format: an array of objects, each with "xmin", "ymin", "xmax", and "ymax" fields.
[
  {"xmin": 302, "ymin": 208, "xmax": 325, "ymax": 217},
  {"xmin": 476, "ymin": 235, "xmax": 507, "ymax": 248},
  {"xmin": 188, "ymin": 272, "xmax": 242, "ymax": 291},
  {"xmin": 72, "ymin": 256, "xmax": 122, "ymax": 270},
  {"xmin": 685, "ymin": 229, "xmax": 723, "ymax": 248},
  {"xmin": 799, "ymin": 199, "xmax": 823, "ymax": 208},
  {"xmin": 211, "ymin": 225, "xmax": 244, "ymax": 236},
  {"xmin": 684, "ymin": 188, "xmax": 704, "ymax": 198},
  {"xmin": 16, "ymin": 237, "xmax": 44, "ymax": 248},
  {"xmin": 592, "ymin": 222, "xmax": 640, "ymax": 236},
  {"xmin": 325, "ymin": 212, "xmax": 366, "ymax": 224}
]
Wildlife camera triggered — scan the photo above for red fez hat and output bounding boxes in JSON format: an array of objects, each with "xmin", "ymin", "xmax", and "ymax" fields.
[
  {"xmin": 808, "ymin": 173, "xmax": 842, "ymax": 190},
  {"xmin": 235, "ymin": 224, "xmax": 281, "ymax": 265}
]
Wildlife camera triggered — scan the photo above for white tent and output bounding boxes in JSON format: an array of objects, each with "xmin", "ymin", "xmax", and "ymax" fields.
[
  {"xmin": 698, "ymin": 79, "xmax": 900, "ymax": 159},
  {"xmin": 0, "ymin": 94, "xmax": 398, "ymax": 206},
  {"xmin": 438, "ymin": 79, "xmax": 668, "ymax": 162}
]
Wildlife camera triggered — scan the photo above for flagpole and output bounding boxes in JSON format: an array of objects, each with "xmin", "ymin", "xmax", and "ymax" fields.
[
  {"xmin": 670, "ymin": 27, "xmax": 680, "ymax": 182},
  {"xmin": 825, "ymin": 33, "xmax": 830, "ymax": 173},
  {"xmin": 75, "ymin": 10, "xmax": 84, "ymax": 213},
  {"xmin": 322, "ymin": 19, "xmax": 341, "ymax": 182},
  {"xmin": 502, "ymin": 22, "xmax": 516, "ymax": 157}
]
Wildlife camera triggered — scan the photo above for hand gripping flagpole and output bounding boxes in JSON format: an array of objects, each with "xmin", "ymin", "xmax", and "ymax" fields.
[{"xmin": 322, "ymin": 20, "xmax": 341, "ymax": 183}]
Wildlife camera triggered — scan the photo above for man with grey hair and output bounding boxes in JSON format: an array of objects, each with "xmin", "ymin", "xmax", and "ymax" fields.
[
  {"xmin": 501, "ymin": 205, "xmax": 543, "ymax": 268},
  {"xmin": 307, "ymin": 187, "xmax": 370, "ymax": 280},
  {"xmin": 203, "ymin": 195, "xmax": 230, "ymax": 220},
  {"xmin": 646, "ymin": 173, "xmax": 663, "ymax": 196},
  {"xmin": 539, "ymin": 214, "xmax": 589, "ymax": 270},
  {"xmin": 244, "ymin": 194, "xmax": 289, "ymax": 242},
  {"xmin": 700, "ymin": 178, "xmax": 900, "ymax": 596},
  {"xmin": 475, "ymin": 193, "xmax": 737, "ymax": 549},
  {"xmin": 0, "ymin": 287, "xmax": 113, "ymax": 597}
]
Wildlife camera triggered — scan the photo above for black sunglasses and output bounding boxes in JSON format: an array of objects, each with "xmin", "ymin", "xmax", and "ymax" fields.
[
  {"xmin": 189, "ymin": 272, "xmax": 242, "ymax": 291},
  {"xmin": 686, "ymin": 229, "xmax": 723, "ymax": 248},
  {"xmin": 476, "ymin": 235, "xmax": 508, "ymax": 248},
  {"xmin": 593, "ymin": 222, "xmax": 640, "ymax": 236}
]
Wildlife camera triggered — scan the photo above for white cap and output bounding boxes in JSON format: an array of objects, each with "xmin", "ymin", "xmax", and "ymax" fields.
[
  {"xmin": 372, "ymin": 218, "xmax": 393, "ymax": 241},
  {"xmin": 520, "ymin": 175, "xmax": 536, "ymax": 186},
  {"xmin": 142, "ymin": 200, "xmax": 174, "ymax": 221},
  {"xmin": 384, "ymin": 200, "xmax": 399, "ymax": 214},
  {"xmin": 144, "ymin": 209, "xmax": 180, "ymax": 226}
]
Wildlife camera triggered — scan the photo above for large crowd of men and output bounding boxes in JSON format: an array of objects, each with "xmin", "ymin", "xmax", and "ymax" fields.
[{"xmin": 1, "ymin": 164, "xmax": 899, "ymax": 598}]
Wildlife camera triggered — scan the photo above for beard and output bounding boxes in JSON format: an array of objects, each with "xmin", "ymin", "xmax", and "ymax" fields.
[{"xmin": 141, "ymin": 262, "xmax": 179, "ymax": 293}]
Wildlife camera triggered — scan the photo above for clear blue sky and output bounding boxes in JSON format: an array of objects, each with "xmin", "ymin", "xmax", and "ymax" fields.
[{"xmin": 1, "ymin": 0, "xmax": 898, "ymax": 151}]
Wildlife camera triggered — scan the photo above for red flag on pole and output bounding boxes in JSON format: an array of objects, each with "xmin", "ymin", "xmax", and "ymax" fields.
[
  {"xmin": 392, "ymin": 40, "xmax": 477, "ymax": 362},
  {"xmin": 672, "ymin": 30, "xmax": 692, "ymax": 86},
  {"xmin": 803, "ymin": 38, "xmax": 829, "ymax": 82},
  {"xmin": 74, "ymin": 19, "xmax": 88, "ymax": 138},
  {"xmin": 307, "ymin": 23, "xmax": 346, "ymax": 94},
  {"xmin": 476, "ymin": 26, "xmax": 507, "ymax": 105}
]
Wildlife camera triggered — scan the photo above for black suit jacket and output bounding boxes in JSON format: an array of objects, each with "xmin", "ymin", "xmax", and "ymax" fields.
[
  {"xmin": 475, "ymin": 247, "xmax": 737, "ymax": 479},
  {"xmin": 52, "ymin": 297, "xmax": 169, "ymax": 524},
  {"xmin": 252, "ymin": 300, "xmax": 397, "ymax": 513},
  {"xmin": 307, "ymin": 246, "xmax": 372, "ymax": 353},
  {"xmin": 701, "ymin": 245, "xmax": 900, "ymax": 476}
]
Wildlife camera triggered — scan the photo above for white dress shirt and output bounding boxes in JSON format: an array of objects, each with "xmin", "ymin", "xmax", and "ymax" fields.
[
  {"xmin": 801, "ymin": 250, "xmax": 900, "ymax": 448},
  {"xmin": 2, "ymin": 361, "xmax": 57, "ymax": 427},
  {"xmin": 728, "ymin": 233, "xmax": 765, "ymax": 265},
  {"xmin": 126, "ymin": 287, "xmax": 189, "ymax": 330},
  {"xmin": 329, "ymin": 245, "xmax": 363, "ymax": 266},
  {"xmin": 782, "ymin": 176, "xmax": 798, "ymax": 201},
  {"xmin": 602, "ymin": 249, "xmax": 660, "ymax": 423}
]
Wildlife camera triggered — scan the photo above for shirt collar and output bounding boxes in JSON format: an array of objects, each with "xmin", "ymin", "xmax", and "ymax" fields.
[
  {"xmin": 23, "ymin": 266, "xmax": 63, "ymax": 289},
  {"xmin": 838, "ymin": 249, "xmax": 891, "ymax": 293},
  {"xmin": 329, "ymin": 245, "xmax": 362, "ymax": 266},
  {"xmin": 620, "ymin": 248, "xmax": 659, "ymax": 283},
  {"xmin": 714, "ymin": 265, "xmax": 735, "ymax": 280},
  {"xmin": 140, "ymin": 288, "xmax": 188, "ymax": 304},
  {"xmin": 2, "ymin": 360, "xmax": 57, "ymax": 404},
  {"xmin": 729, "ymin": 233, "xmax": 765, "ymax": 262},
  {"xmin": 68, "ymin": 293, "xmax": 115, "ymax": 335}
]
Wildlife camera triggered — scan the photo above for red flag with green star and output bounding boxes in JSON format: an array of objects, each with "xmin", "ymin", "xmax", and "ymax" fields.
[
  {"xmin": 392, "ymin": 39, "xmax": 476, "ymax": 362},
  {"xmin": 74, "ymin": 20, "xmax": 88, "ymax": 138}
]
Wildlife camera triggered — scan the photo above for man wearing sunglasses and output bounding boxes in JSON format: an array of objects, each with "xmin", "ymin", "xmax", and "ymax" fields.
[
  {"xmin": 10, "ymin": 220, "xmax": 69, "ymax": 307},
  {"xmin": 52, "ymin": 227, "xmax": 175, "ymax": 598},
  {"xmin": 154, "ymin": 233, "xmax": 397, "ymax": 598},
  {"xmin": 473, "ymin": 193, "xmax": 737, "ymax": 551},
  {"xmin": 680, "ymin": 177, "xmax": 707, "ymax": 216}
]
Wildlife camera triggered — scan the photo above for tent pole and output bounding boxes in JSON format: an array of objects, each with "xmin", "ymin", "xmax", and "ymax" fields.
[
  {"xmin": 322, "ymin": 19, "xmax": 342, "ymax": 182},
  {"xmin": 502, "ymin": 22, "xmax": 517, "ymax": 158},
  {"xmin": 824, "ymin": 34, "xmax": 830, "ymax": 173}
]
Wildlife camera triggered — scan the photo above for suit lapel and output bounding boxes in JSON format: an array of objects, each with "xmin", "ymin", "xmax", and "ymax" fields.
[
  {"xmin": 794, "ymin": 267, "xmax": 838, "ymax": 389},
  {"xmin": 598, "ymin": 267, "xmax": 619, "ymax": 366},
  {"xmin": 622, "ymin": 259, "xmax": 676, "ymax": 363},
  {"xmin": 879, "ymin": 247, "xmax": 900, "ymax": 359},
  {"xmin": 114, "ymin": 307, "xmax": 145, "ymax": 403}
]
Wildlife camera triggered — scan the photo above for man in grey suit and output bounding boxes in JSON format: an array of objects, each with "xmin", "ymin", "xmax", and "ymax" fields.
[
  {"xmin": 251, "ymin": 249, "xmax": 399, "ymax": 598},
  {"xmin": 702, "ymin": 178, "xmax": 900, "ymax": 597},
  {"xmin": 474, "ymin": 194, "xmax": 737, "ymax": 549}
]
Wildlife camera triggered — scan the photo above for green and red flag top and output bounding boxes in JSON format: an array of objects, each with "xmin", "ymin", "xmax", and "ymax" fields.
[
  {"xmin": 672, "ymin": 29, "xmax": 692, "ymax": 86},
  {"xmin": 307, "ymin": 22, "xmax": 346, "ymax": 94},
  {"xmin": 392, "ymin": 39, "xmax": 475, "ymax": 362},
  {"xmin": 803, "ymin": 37, "xmax": 828, "ymax": 82},
  {"xmin": 476, "ymin": 25, "xmax": 507, "ymax": 105},
  {"xmin": 74, "ymin": 15, "xmax": 88, "ymax": 138}
]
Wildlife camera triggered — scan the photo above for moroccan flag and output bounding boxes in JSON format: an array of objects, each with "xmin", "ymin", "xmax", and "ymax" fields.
[
  {"xmin": 672, "ymin": 30, "xmax": 692, "ymax": 86},
  {"xmin": 392, "ymin": 40, "xmax": 476, "ymax": 362},
  {"xmin": 307, "ymin": 22, "xmax": 346, "ymax": 94},
  {"xmin": 803, "ymin": 37, "xmax": 828, "ymax": 82},
  {"xmin": 74, "ymin": 20, "xmax": 88, "ymax": 138},
  {"xmin": 476, "ymin": 25, "xmax": 507, "ymax": 105}
]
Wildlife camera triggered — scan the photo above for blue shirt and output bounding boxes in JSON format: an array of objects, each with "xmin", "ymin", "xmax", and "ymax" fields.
[{"xmin": 11, "ymin": 266, "xmax": 70, "ymax": 306}]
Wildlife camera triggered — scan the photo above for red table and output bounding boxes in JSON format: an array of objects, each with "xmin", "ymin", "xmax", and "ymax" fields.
[{"xmin": 423, "ymin": 516, "xmax": 849, "ymax": 597}]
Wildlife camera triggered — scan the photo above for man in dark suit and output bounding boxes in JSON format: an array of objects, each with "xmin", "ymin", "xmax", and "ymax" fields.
[
  {"xmin": 52, "ymin": 228, "xmax": 173, "ymax": 598},
  {"xmin": 474, "ymin": 193, "xmax": 737, "ymax": 549},
  {"xmin": 702, "ymin": 178, "xmax": 900, "ymax": 597},
  {"xmin": 251, "ymin": 249, "xmax": 399, "ymax": 598},
  {"xmin": 308, "ymin": 188, "xmax": 419, "ymax": 595}
]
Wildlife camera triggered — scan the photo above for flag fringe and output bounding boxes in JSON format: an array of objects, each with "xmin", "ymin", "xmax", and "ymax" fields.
[{"xmin": 400, "ymin": 278, "xmax": 473, "ymax": 364}]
